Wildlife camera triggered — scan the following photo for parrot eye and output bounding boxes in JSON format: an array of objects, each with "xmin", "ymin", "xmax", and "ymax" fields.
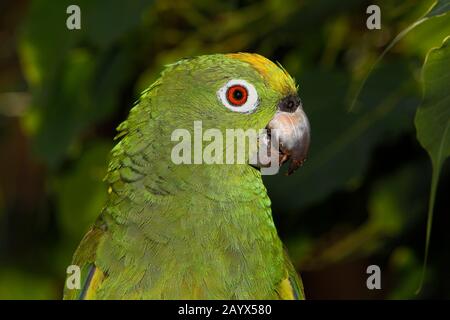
[
  {"xmin": 227, "ymin": 85, "xmax": 248, "ymax": 106},
  {"xmin": 217, "ymin": 79, "xmax": 259, "ymax": 113}
]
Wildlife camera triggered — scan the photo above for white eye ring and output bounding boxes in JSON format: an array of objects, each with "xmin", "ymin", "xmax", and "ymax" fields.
[{"xmin": 217, "ymin": 79, "xmax": 259, "ymax": 113}]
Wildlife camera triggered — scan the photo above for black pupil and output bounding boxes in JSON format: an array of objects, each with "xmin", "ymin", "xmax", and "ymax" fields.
[{"xmin": 233, "ymin": 89, "xmax": 244, "ymax": 100}]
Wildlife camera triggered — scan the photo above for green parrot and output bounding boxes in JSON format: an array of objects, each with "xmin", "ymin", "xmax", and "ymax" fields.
[{"xmin": 64, "ymin": 53, "xmax": 311, "ymax": 300}]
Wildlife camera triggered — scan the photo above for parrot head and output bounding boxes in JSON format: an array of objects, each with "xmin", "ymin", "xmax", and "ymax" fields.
[{"xmin": 140, "ymin": 53, "xmax": 310, "ymax": 175}]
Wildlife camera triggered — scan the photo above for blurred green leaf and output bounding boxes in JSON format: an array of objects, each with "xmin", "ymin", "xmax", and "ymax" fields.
[
  {"xmin": 54, "ymin": 141, "xmax": 111, "ymax": 241},
  {"xmin": 403, "ymin": 14, "xmax": 450, "ymax": 58},
  {"xmin": 0, "ymin": 269, "xmax": 56, "ymax": 299},
  {"xmin": 83, "ymin": 0, "xmax": 153, "ymax": 48},
  {"xmin": 426, "ymin": 0, "xmax": 450, "ymax": 17},
  {"xmin": 19, "ymin": 0, "xmax": 154, "ymax": 167},
  {"xmin": 295, "ymin": 163, "xmax": 425, "ymax": 269},
  {"xmin": 415, "ymin": 36, "xmax": 450, "ymax": 292},
  {"xmin": 388, "ymin": 247, "xmax": 423, "ymax": 299},
  {"xmin": 351, "ymin": 0, "xmax": 450, "ymax": 110}
]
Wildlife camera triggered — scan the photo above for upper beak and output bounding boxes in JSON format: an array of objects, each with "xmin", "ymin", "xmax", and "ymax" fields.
[{"xmin": 266, "ymin": 95, "xmax": 311, "ymax": 175}]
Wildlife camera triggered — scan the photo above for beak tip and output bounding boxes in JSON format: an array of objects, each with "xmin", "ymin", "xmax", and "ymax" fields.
[{"xmin": 286, "ymin": 157, "xmax": 307, "ymax": 176}]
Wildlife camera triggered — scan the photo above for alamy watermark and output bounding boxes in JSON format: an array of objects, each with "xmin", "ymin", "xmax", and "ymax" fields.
[
  {"xmin": 66, "ymin": 264, "xmax": 81, "ymax": 290},
  {"xmin": 366, "ymin": 5, "xmax": 381, "ymax": 30},
  {"xmin": 170, "ymin": 121, "xmax": 280, "ymax": 175},
  {"xmin": 366, "ymin": 265, "xmax": 381, "ymax": 290},
  {"xmin": 66, "ymin": 5, "xmax": 81, "ymax": 30}
]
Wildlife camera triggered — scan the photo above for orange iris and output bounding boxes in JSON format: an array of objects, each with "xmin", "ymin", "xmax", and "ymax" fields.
[{"xmin": 226, "ymin": 85, "xmax": 248, "ymax": 106}]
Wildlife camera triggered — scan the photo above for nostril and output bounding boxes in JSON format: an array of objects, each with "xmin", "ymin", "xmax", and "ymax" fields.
[
  {"xmin": 278, "ymin": 95, "xmax": 300, "ymax": 113},
  {"xmin": 287, "ymin": 100, "xmax": 295, "ymax": 110}
]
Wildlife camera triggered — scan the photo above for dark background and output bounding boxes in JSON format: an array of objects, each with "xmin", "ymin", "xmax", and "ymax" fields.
[{"xmin": 0, "ymin": 0, "xmax": 449, "ymax": 299}]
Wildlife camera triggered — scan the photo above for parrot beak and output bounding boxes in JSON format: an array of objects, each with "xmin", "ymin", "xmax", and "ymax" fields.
[{"xmin": 258, "ymin": 95, "xmax": 310, "ymax": 175}]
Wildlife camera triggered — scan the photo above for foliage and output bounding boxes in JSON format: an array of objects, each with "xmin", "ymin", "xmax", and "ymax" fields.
[{"xmin": 415, "ymin": 36, "xmax": 450, "ymax": 291}]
